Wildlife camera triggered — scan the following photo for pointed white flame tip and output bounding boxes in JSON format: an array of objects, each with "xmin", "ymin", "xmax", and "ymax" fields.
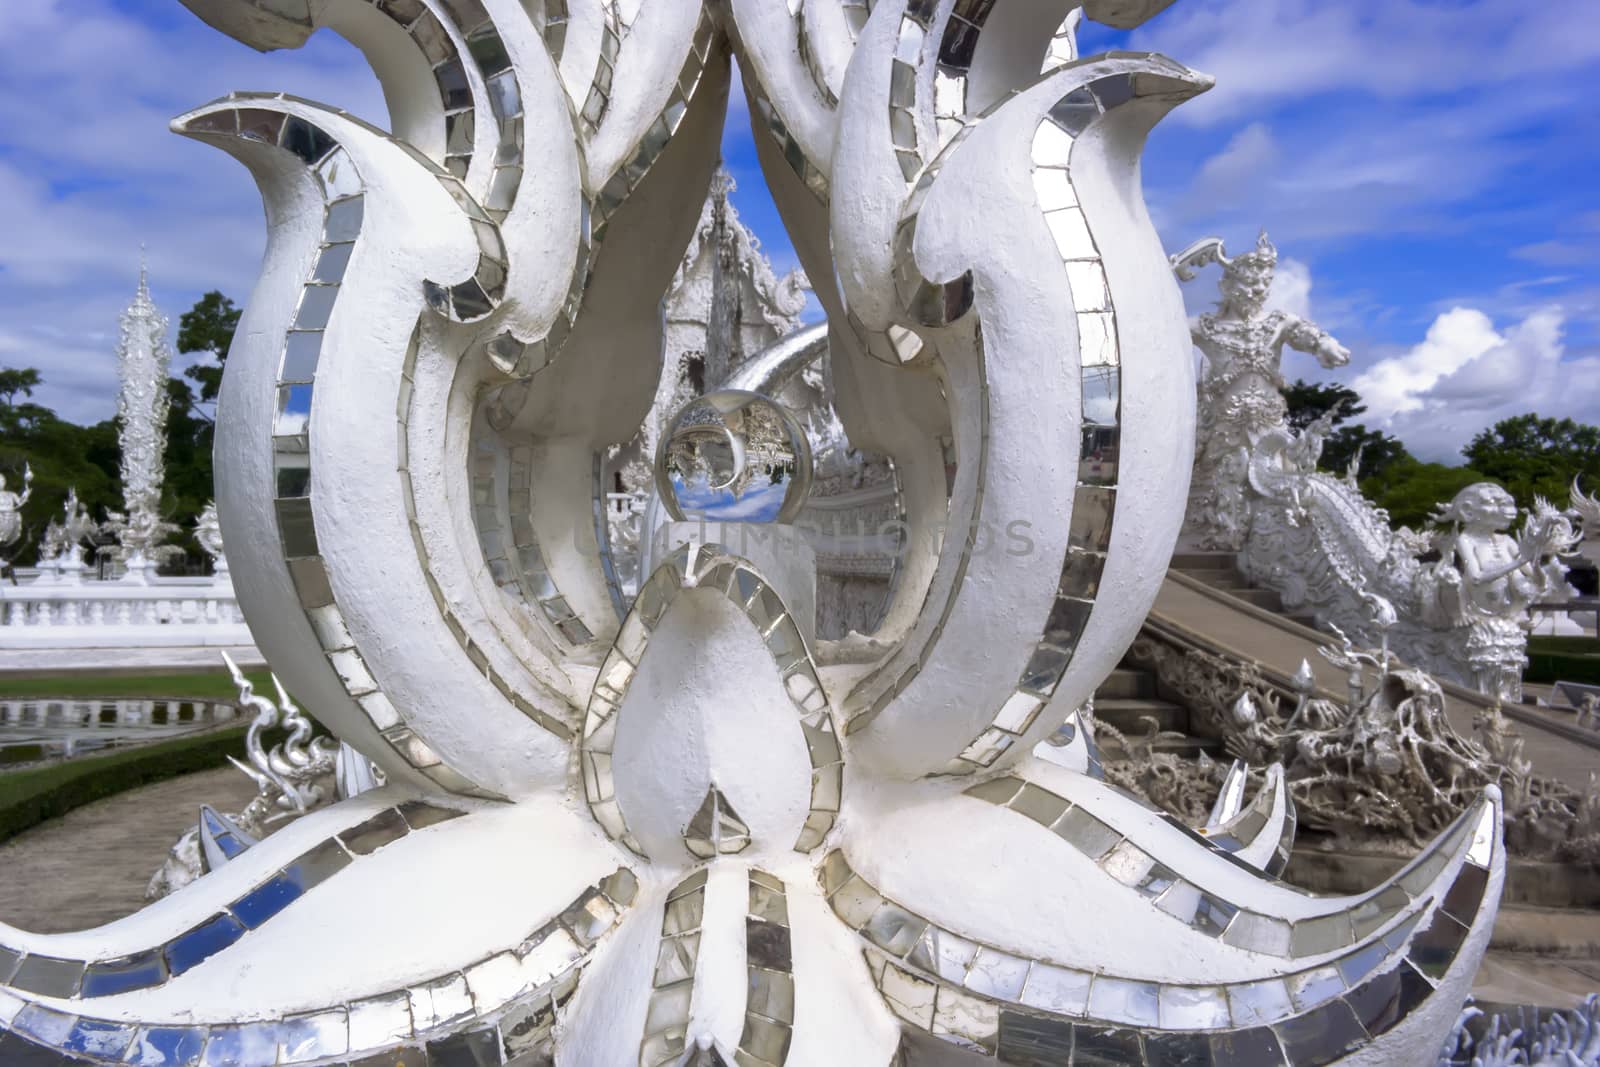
[{"xmin": 1468, "ymin": 787, "xmax": 1501, "ymax": 868}]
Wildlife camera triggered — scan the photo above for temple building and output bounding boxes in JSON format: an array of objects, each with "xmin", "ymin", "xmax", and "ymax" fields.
[{"xmin": 606, "ymin": 167, "xmax": 900, "ymax": 638}]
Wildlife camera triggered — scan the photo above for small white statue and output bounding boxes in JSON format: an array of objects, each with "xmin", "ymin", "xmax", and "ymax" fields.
[
  {"xmin": 0, "ymin": 465, "xmax": 33, "ymax": 563},
  {"xmin": 194, "ymin": 499, "xmax": 227, "ymax": 574},
  {"xmin": 55, "ymin": 488, "xmax": 96, "ymax": 568},
  {"xmin": 1422, "ymin": 484, "xmax": 1579, "ymax": 698},
  {"xmin": 1171, "ymin": 231, "xmax": 1351, "ymax": 550}
]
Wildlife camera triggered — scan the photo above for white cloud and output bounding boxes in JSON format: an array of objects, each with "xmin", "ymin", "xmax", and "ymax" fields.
[
  {"xmin": 1194, "ymin": 123, "xmax": 1277, "ymax": 192},
  {"xmin": 1265, "ymin": 257, "xmax": 1313, "ymax": 321},
  {"xmin": 1514, "ymin": 240, "xmax": 1600, "ymax": 268},
  {"xmin": 1125, "ymin": 0, "xmax": 1600, "ymax": 128},
  {"xmin": 0, "ymin": 0, "xmax": 387, "ymax": 423},
  {"xmin": 1353, "ymin": 309, "xmax": 1505, "ymax": 422},
  {"xmin": 1351, "ymin": 306, "xmax": 1598, "ymax": 461}
]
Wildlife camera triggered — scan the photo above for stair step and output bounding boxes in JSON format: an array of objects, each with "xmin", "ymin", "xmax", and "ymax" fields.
[
  {"xmin": 1094, "ymin": 698, "xmax": 1188, "ymax": 734},
  {"xmin": 1153, "ymin": 735, "xmax": 1225, "ymax": 757},
  {"xmin": 1095, "ymin": 668, "xmax": 1155, "ymax": 700},
  {"xmin": 1233, "ymin": 588, "xmax": 1285, "ymax": 611},
  {"xmin": 1170, "ymin": 553, "xmax": 1236, "ymax": 570},
  {"xmin": 1098, "ymin": 732, "xmax": 1223, "ymax": 759}
]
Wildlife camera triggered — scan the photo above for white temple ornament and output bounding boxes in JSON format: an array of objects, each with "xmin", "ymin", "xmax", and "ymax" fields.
[
  {"xmin": 0, "ymin": 3, "xmax": 1508, "ymax": 1065},
  {"xmin": 1171, "ymin": 231, "xmax": 1350, "ymax": 553},
  {"xmin": 102, "ymin": 264, "xmax": 183, "ymax": 582}
]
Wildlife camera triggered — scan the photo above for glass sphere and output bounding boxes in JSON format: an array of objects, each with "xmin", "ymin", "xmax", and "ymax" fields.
[{"xmin": 655, "ymin": 390, "xmax": 813, "ymax": 525}]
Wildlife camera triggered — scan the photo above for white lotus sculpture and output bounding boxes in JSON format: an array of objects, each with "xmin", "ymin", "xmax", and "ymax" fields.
[{"xmin": 0, "ymin": 2, "xmax": 1502, "ymax": 1065}]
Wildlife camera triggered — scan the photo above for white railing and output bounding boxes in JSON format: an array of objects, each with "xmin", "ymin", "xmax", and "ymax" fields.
[{"xmin": 0, "ymin": 575, "xmax": 251, "ymax": 649}]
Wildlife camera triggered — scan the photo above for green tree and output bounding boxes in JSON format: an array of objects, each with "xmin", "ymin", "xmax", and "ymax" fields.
[
  {"xmin": 1283, "ymin": 379, "xmax": 1364, "ymax": 433},
  {"xmin": 1462, "ymin": 414, "xmax": 1600, "ymax": 509},
  {"xmin": 1282, "ymin": 378, "xmax": 1410, "ymax": 479},
  {"xmin": 177, "ymin": 290, "xmax": 241, "ymax": 412},
  {"xmin": 1361, "ymin": 457, "xmax": 1489, "ymax": 530},
  {"xmin": 1322, "ymin": 425, "xmax": 1410, "ymax": 481},
  {"xmin": 0, "ymin": 367, "xmax": 41, "ymax": 409},
  {"xmin": 0, "ymin": 367, "xmax": 122, "ymax": 566}
]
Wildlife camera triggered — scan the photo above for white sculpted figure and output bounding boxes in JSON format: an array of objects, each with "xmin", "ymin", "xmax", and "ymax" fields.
[
  {"xmin": 1422, "ymin": 484, "xmax": 1579, "ymax": 697},
  {"xmin": 0, "ymin": 4, "xmax": 1504, "ymax": 1065},
  {"xmin": 1172, "ymin": 231, "xmax": 1350, "ymax": 550},
  {"xmin": 0, "ymin": 465, "xmax": 32, "ymax": 562},
  {"xmin": 194, "ymin": 499, "xmax": 228, "ymax": 574},
  {"xmin": 1170, "ymin": 231, "xmax": 1590, "ymax": 703}
]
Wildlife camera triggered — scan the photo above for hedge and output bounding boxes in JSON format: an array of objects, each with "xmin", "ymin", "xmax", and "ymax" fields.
[
  {"xmin": 0, "ymin": 723, "xmax": 251, "ymax": 844},
  {"xmin": 1526, "ymin": 652, "xmax": 1600, "ymax": 687}
]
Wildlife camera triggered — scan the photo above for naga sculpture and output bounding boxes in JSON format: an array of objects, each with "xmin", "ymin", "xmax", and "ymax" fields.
[
  {"xmin": 1242, "ymin": 424, "xmax": 1592, "ymax": 702},
  {"xmin": 1171, "ymin": 231, "xmax": 1350, "ymax": 552},
  {"xmin": 0, "ymin": 3, "xmax": 1504, "ymax": 1066},
  {"xmin": 1172, "ymin": 232, "xmax": 1593, "ymax": 702}
]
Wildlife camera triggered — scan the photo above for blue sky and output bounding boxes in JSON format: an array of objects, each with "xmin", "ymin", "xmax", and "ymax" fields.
[{"xmin": 0, "ymin": 1, "xmax": 1595, "ymax": 462}]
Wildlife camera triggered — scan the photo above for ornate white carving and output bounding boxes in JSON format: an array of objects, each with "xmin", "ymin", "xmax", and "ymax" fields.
[
  {"xmin": 1175, "ymin": 232, "xmax": 1591, "ymax": 703},
  {"xmin": 1240, "ymin": 425, "xmax": 1589, "ymax": 702},
  {"xmin": 104, "ymin": 263, "xmax": 181, "ymax": 579},
  {"xmin": 1195, "ymin": 618, "xmax": 1600, "ymax": 860},
  {"xmin": 1172, "ymin": 231, "xmax": 1350, "ymax": 551},
  {"xmin": 0, "ymin": 464, "xmax": 32, "ymax": 569},
  {"xmin": 1441, "ymin": 997, "xmax": 1600, "ymax": 1067},
  {"xmin": 194, "ymin": 499, "xmax": 228, "ymax": 575}
]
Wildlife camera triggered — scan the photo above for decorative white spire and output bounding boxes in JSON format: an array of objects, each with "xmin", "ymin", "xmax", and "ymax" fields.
[{"xmin": 111, "ymin": 255, "xmax": 175, "ymax": 569}]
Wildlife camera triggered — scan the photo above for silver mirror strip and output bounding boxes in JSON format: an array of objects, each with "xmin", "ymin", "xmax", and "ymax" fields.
[
  {"xmin": 593, "ymin": 450, "xmax": 631, "ymax": 621},
  {"xmin": 0, "ymin": 867, "xmax": 635, "ymax": 1066},
  {"xmin": 588, "ymin": 11, "xmax": 719, "ymax": 237},
  {"xmin": 414, "ymin": 0, "xmax": 530, "ymax": 218},
  {"xmin": 396, "ymin": 329, "xmax": 577, "ymax": 740},
  {"xmin": 0, "ymin": 803, "xmax": 460, "ymax": 1003},
  {"xmin": 938, "ymin": 70, "xmax": 1170, "ymax": 774},
  {"xmin": 740, "ymin": 869, "xmax": 796, "ymax": 1066},
  {"xmin": 965, "ymin": 776, "xmax": 1491, "ymax": 960},
  {"xmin": 581, "ymin": 543, "xmax": 844, "ymax": 857},
  {"xmin": 821, "ymin": 846, "xmax": 1491, "ymax": 1062},
  {"xmin": 639, "ymin": 869, "xmax": 709, "ymax": 1065},
  {"xmin": 212, "ymin": 90, "xmax": 508, "ymax": 328},
  {"xmin": 469, "ymin": 424, "xmax": 596, "ymax": 649},
  {"xmin": 1205, "ymin": 768, "xmax": 1299, "ymax": 878},
  {"xmin": 578, "ymin": 1, "xmax": 624, "ymax": 134},
  {"xmin": 743, "ymin": 60, "xmax": 832, "ymax": 203},
  {"xmin": 177, "ymin": 100, "xmax": 502, "ymax": 798},
  {"xmin": 794, "ymin": 0, "xmax": 841, "ymax": 109},
  {"xmin": 838, "ymin": 120, "xmax": 985, "ymax": 732},
  {"xmin": 482, "ymin": 8, "xmax": 717, "ymax": 377}
]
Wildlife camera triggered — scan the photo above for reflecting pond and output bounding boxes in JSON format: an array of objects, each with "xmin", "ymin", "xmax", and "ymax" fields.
[{"xmin": 0, "ymin": 699, "xmax": 240, "ymax": 766}]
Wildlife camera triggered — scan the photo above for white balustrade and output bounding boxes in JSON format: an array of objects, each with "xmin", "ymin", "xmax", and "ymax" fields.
[{"xmin": 0, "ymin": 573, "xmax": 251, "ymax": 649}]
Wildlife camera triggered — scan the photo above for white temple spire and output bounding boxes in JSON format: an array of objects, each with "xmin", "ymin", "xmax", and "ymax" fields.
[{"xmin": 108, "ymin": 255, "xmax": 176, "ymax": 581}]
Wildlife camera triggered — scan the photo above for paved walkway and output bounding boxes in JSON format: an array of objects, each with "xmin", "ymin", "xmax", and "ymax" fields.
[{"xmin": 0, "ymin": 765, "xmax": 258, "ymax": 933}]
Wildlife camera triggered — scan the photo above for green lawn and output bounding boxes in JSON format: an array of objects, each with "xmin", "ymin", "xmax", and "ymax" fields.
[{"xmin": 0, "ymin": 669, "xmax": 274, "ymax": 701}]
